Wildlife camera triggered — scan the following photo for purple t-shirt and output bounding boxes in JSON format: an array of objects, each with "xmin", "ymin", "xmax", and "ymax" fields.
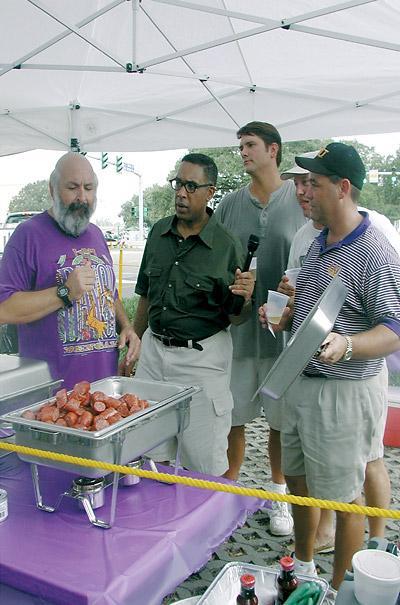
[{"xmin": 0, "ymin": 212, "xmax": 118, "ymax": 389}]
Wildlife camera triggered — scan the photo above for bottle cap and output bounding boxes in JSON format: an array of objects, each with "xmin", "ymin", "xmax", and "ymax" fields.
[
  {"xmin": 240, "ymin": 574, "xmax": 256, "ymax": 588},
  {"xmin": 280, "ymin": 556, "xmax": 295, "ymax": 571}
]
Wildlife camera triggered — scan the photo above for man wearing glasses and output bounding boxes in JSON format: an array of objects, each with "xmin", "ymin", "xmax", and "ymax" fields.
[{"xmin": 128, "ymin": 153, "xmax": 254, "ymax": 476}]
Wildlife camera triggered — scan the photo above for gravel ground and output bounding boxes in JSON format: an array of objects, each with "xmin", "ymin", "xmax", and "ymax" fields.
[{"xmin": 163, "ymin": 416, "xmax": 400, "ymax": 603}]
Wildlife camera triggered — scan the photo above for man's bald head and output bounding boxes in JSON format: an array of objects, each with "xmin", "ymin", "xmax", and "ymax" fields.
[
  {"xmin": 49, "ymin": 152, "xmax": 98, "ymax": 237},
  {"xmin": 49, "ymin": 152, "xmax": 98, "ymax": 192}
]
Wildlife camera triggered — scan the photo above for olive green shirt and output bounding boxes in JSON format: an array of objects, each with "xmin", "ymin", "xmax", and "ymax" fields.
[{"xmin": 135, "ymin": 209, "xmax": 245, "ymax": 341}]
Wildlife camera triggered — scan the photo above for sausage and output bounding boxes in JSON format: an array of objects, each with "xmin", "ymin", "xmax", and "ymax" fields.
[
  {"xmin": 99, "ymin": 407, "xmax": 118, "ymax": 421},
  {"xmin": 108, "ymin": 412, "xmax": 122, "ymax": 425},
  {"xmin": 91, "ymin": 391, "xmax": 107, "ymax": 402},
  {"xmin": 117, "ymin": 403, "xmax": 130, "ymax": 418},
  {"xmin": 92, "ymin": 400, "xmax": 106, "ymax": 413},
  {"xmin": 24, "ymin": 384, "xmax": 147, "ymax": 431},
  {"xmin": 38, "ymin": 405, "xmax": 60, "ymax": 423},
  {"xmin": 74, "ymin": 381, "xmax": 90, "ymax": 395},
  {"xmin": 93, "ymin": 416, "xmax": 110, "ymax": 431},
  {"xmin": 79, "ymin": 410, "xmax": 94, "ymax": 428},
  {"xmin": 121, "ymin": 393, "xmax": 139, "ymax": 408},
  {"xmin": 55, "ymin": 418, "xmax": 67, "ymax": 426},
  {"xmin": 64, "ymin": 411, "xmax": 78, "ymax": 427},
  {"xmin": 55, "ymin": 388, "xmax": 68, "ymax": 409},
  {"xmin": 64, "ymin": 399, "xmax": 82, "ymax": 412},
  {"xmin": 22, "ymin": 410, "xmax": 36, "ymax": 420},
  {"xmin": 105, "ymin": 396, "xmax": 121, "ymax": 409}
]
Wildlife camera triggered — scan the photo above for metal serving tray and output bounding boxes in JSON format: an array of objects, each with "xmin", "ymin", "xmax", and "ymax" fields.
[
  {"xmin": 197, "ymin": 562, "xmax": 329, "ymax": 604},
  {"xmin": 254, "ymin": 274, "xmax": 348, "ymax": 401},
  {"xmin": 0, "ymin": 377, "xmax": 199, "ymax": 478}
]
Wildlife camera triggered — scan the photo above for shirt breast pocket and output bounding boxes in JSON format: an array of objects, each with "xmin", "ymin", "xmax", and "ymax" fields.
[
  {"xmin": 144, "ymin": 266, "xmax": 163, "ymax": 298},
  {"xmin": 179, "ymin": 274, "xmax": 216, "ymax": 311}
]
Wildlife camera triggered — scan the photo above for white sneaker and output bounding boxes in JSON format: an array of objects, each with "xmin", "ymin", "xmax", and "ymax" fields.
[
  {"xmin": 268, "ymin": 500, "xmax": 294, "ymax": 536},
  {"xmin": 323, "ymin": 586, "xmax": 337, "ymax": 604}
]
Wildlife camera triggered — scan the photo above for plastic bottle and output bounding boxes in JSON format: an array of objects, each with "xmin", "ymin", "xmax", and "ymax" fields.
[
  {"xmin": 237, "ymin": 573, "xmax": 259, "ymax": 605},
  {"xmin": 276, "ymin": 556, "xmax": 298, "ymax": 603}
]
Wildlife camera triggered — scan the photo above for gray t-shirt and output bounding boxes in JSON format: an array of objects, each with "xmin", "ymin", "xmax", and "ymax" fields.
[{"xmin": 215, "ymin": 181, "xmax": 306, "ymax": 359}]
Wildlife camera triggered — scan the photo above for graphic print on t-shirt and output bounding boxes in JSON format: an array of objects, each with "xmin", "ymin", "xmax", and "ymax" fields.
[{"xmin": 56, "ymin": 246, "xmax": 118, "ymax": 355}]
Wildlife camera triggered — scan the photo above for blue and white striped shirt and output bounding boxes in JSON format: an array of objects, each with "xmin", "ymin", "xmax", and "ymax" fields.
[{"xmin": 292, "ymin": 215, "xmax": 400, "ymax": 380}]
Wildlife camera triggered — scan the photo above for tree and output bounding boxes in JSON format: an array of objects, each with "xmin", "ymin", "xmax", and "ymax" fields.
[
  {"xmin": 190, "ymin": 146, "xmax": 249, "ymax": 204},
  {"xmin": 119, "ymin": 195, "xmax": 138, "ymax": 229},
  {"xmin": 8, "ymin": 180, "xmax": 50, "ymax": 212},
  {"xmin": 280, "ymin": 139, "xmax": 327, "ymax": 172},
  {"xmin": 144, "ymin": 183, "xmax": 174, "ymax": 225}
]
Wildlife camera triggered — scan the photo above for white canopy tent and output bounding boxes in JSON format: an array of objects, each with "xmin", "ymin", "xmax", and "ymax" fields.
[{"xmin": 0, "ymin": 0, "xmax": 399, "ymax": 155}]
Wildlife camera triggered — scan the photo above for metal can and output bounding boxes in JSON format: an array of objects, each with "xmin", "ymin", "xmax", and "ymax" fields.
[
  {"xmin": 121, "ymin": 458, "xmax": 143, "ymax": 486},
  {"xmin": 0, "ymin": 488, "xmax": 8, "ymax": 522}
]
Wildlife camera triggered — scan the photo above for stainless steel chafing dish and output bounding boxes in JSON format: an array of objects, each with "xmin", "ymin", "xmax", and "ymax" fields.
[
  {"xmin": 0, "ymin": 376, "xmax": 199, "ymax": 528},
  {"xmin": 0, "ymin": 376, "xmax": 198, "ymax": 477}
]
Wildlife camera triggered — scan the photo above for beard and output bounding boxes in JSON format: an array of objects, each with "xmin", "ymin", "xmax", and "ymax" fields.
[{"xmin": 52, "ymin": 191, "xmax": 96, "ymax": 237}]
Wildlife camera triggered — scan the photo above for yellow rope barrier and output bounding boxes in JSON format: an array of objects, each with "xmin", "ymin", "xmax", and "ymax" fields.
[{"xmin": 1, "ymin": 440, "xmax": 399, "ymax": 519}]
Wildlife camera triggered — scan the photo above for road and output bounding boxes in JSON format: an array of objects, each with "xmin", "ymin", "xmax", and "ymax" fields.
[{"xmin": 110, "ymin": 247, "xmax": 144, "ymax": 299}]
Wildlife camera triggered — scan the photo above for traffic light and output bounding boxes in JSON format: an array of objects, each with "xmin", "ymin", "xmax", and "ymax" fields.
[
  {"xmin": 131, "ymin": 206, "xmax": 137, "ymax": 218},
  {"xmin": 144, "ymin": 206, "xmax": 148, "ymax": 217},
  {"xmin": 101, "ymin": 152, "xmax": 108, "ymax": 169},
  {"xmin": 116, "ymin": 155, "xmax": 123, "ymax": 173}
]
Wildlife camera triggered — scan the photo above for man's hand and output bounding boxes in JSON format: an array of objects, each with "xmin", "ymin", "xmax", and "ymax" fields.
[
  {"xmin": 119, "ymin": 326, "xmax": 141, "ymax": 364},
  {"xmin": 316, "ymin": 332, "xmax": 347, "ymax": 364},
  {"xmin": 258, "ymin": 303, "xmax": 292, "ymax": 333},
  {"xmin": 66, "ymin": 265, "xmax": 96, "ymax": 301},
  {"xmin": 229, "ymin": 268, "xmax": 255, "ymax": 302},
  {"xmin": 278, "ymin": 274, "xmax": 295, "ymax": 301}
]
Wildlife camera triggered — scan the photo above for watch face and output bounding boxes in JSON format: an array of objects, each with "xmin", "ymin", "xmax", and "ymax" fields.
[{"xmin": 58, "ymin": 286, "xmax": 68, "ymax": 297}]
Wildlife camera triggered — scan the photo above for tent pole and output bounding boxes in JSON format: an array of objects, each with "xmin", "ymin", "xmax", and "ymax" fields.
[{"xmin": 131, "ymin": 0, "xmax": 140, "ymax": 68}]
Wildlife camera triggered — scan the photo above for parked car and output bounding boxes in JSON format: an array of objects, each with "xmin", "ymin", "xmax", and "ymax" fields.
[
  {"xmin": 104, "ymin": 231, "xmax": 119, "ymax": 247},
  {"xmin": 0, "ymin": 211, "xmax": 41, "ymax": 257}
]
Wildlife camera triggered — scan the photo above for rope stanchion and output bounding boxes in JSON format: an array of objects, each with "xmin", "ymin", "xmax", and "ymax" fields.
[{"xmin": 0, "ymin": 440, "xmax": 399, "ymax": 519}]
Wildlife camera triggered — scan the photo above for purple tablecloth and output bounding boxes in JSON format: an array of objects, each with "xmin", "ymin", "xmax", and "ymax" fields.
[{"xmin": 0, "ymin": 455, "xmax": 263, "ymax": 605}]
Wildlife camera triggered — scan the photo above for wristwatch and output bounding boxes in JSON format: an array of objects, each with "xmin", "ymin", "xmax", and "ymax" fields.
[
  {"xmin": 341, "ymin": 335, "xmax": 353, "ymax": 361},
  {"xmin": 56, "ymin": 284, "xmax": 73, "ymax": 308}
]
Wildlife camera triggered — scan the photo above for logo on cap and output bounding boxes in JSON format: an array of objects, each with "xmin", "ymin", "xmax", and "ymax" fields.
[{"xmin": 317, "ymin": 148, "xmax": 330, "ymax": 158}]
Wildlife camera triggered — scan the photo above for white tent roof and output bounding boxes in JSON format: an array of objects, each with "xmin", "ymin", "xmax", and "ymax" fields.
[{"xmin": 1, "ymin": 0, "xmax": 399, "ymax": 155}]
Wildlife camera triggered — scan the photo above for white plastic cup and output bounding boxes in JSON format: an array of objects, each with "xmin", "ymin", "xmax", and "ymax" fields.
[
  {"xmin": 285, "ymin": 268, "xmax": 301, "ymax": 288},
  {"xmin": 265, "ymin": 290, "xmax": 290, "ymax": 325},
  {"xmin": 352, "ymin": 549, "xmax": 400, "ymax": 605}
]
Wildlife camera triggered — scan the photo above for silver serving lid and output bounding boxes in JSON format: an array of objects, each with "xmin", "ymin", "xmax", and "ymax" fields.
[
  {"xmin": 253, "ymin": 274, "xmax": 348, "ymax": 401},
  {"xmin": 0, "ymin": 354, "xmax": 57, "ymax": 400}
]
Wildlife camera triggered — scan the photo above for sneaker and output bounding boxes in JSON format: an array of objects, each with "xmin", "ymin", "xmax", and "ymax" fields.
[
  {"xmin": 323, "ymin": 586, "xmax": 337, "ymax": 604},
  {"xmin": 292, "ymin": 553, "xmax": 318, "ymax": 577},
  {"xmin": 268, "ymin": 500, "xmax": 294, "ymax": 536}
]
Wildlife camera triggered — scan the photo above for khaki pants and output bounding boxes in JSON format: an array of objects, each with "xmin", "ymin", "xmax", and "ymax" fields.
[{"xmin": 135, "ymin": 328, "xmax": 233, "ymax": 476}]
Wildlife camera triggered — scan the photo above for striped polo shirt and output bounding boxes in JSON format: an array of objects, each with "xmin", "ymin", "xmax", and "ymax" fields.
[{"xmin": 292, "ymin": 215, "xmax": 400, "ymax": 380}]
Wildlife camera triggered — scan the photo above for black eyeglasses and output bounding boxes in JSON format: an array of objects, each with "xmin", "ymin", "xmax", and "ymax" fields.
[{"xmin": 169, "ymin": 178, "xmax": 213, "ymax": 194}]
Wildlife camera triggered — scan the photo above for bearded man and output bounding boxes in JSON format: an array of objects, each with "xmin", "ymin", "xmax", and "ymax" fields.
[{"xmin": 0, "ymin": 152, "xmax": 139, "ymax": 389}]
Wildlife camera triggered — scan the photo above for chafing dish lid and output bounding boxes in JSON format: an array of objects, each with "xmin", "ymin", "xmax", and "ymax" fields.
[{"xmin": 0, "ymin": 354, "xmax": 56, "ymax": 400}]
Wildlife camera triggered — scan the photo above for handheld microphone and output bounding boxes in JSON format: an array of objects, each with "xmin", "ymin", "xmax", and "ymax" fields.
[
  {"xmin": 242, "ymin": 233, "xmax": 260, "ymax": 272},
  {"xmin": 231, "ymin": 234, "xmax": 260, "ymax": 315}
]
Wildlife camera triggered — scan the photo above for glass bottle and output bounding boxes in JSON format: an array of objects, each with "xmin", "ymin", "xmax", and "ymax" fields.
[
  {"xmin": 237, "ymin": 573, "xmax": 259, "ymax": 605},
  {"xmin": 276, "ymin": 556, "xmax": 298, "ymax": 603}
]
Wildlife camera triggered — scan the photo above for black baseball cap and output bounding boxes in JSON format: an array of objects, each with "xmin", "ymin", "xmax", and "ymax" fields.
[{"xmin": 295, "ymin": 142, "xmax": 366, "ymax": 190}]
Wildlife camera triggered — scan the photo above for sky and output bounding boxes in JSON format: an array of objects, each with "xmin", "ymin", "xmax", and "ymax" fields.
[{"xmin": 0, "ymin": 131, "xmax": 399, "ymax": 226}]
